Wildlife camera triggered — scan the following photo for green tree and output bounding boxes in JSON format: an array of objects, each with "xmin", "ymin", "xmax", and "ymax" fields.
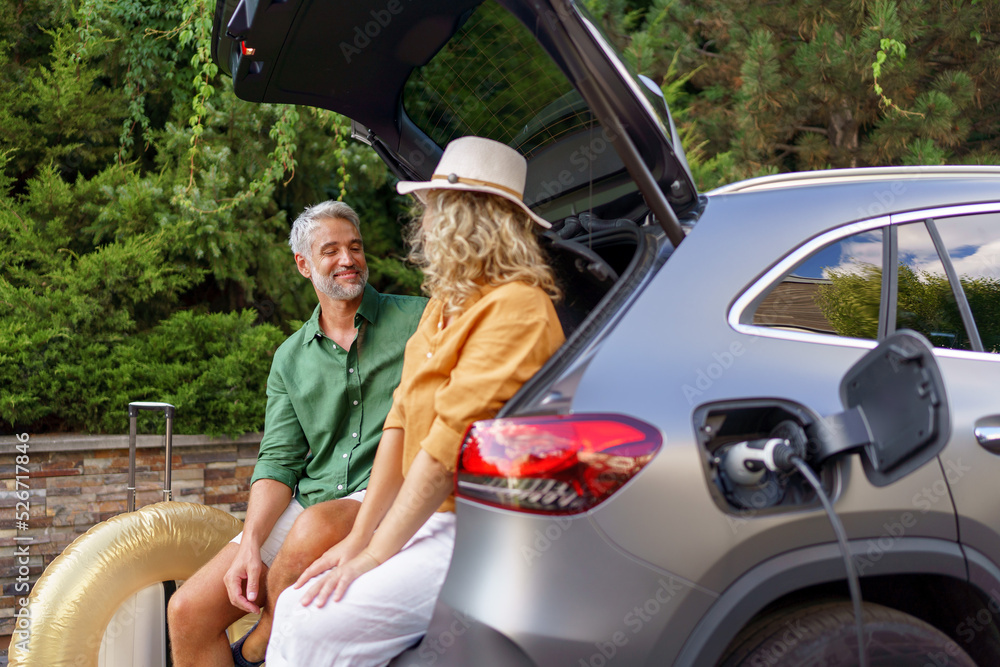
[
  {"xmin": 0, "ymin": 0, "xmax": 418, "ymax": 435},
  {"xmin": 589, "ymin": 0, "xmax": 1000, "ymax": 186}
]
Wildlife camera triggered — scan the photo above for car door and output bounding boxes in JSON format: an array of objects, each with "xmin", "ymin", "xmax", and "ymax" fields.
[
  {"xmin": 886, "ymin": 204, "xmax": 1000, "ymax": 580},
  {"xmin": 739, "ymin": 199, "xmax": 1000, "ymax": 569}
]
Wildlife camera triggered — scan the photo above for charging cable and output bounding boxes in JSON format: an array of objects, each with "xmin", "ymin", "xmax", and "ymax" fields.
[
  {"xmin": 789, "ymin": 454, "xmax": 867, "ymax": 667},
  {"xmin": 722, "ymin": 439, "xmax": 867, "ymax": 667}
]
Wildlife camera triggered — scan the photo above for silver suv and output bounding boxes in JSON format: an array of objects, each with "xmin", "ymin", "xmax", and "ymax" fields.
[{"xmin": 214, "ymin": 1, "xmax": 1000, "ymax": 664}]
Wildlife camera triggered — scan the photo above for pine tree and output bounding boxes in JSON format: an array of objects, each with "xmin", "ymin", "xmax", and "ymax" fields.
[{"xmin": 594, "ymin": 0, "xmax": 1000, "ymax": 185}]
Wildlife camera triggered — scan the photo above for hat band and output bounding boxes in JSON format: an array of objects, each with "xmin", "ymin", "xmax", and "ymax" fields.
[{"xmin": 431, "ymin": 174, "xmax": 523, "ymax": 201}]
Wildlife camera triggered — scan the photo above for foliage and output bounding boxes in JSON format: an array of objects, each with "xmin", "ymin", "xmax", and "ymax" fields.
[
  {"xmin": 0, "ymin": 0, "xmax": 414, "ymax": 435},
  {"xmin": 0, "ymin": 161, "xmax": 288, "ymax": 435},
  {"xmin": 114, "ymin": 309, "xmax": 287, "ymax": 436},
  {"xmin": 596, "ymin": 0, "xmax": 1000, "ymax": 186},
  {"xmin": 817, "ymin": 263, "xmax": 1000, "ymax": 352}
]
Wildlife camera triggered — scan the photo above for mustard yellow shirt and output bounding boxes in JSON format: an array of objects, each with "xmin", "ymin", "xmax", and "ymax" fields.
[{"xmin": 383, "ymin": 281, "xmax": 565, "ymax": 512}]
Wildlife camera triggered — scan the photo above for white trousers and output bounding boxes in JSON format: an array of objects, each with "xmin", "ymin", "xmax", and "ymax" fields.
[{"xmin": 265, "ymin": 511, "xmax": 457, "ymax": 667}]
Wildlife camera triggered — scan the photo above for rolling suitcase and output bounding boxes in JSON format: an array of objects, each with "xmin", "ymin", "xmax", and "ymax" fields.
[{"xmin": 99, "ymin": 402, "xmax": 177, "ymax": 667}]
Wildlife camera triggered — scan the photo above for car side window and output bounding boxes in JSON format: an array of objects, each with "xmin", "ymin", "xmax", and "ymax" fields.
[
  {"xmin": 752, "ymin": 230, "xmax": 882, "ymax": 339},
  {"xmin": 932, "ymin": 213, "xmax": 1000, "ymax": 353},
  {"xmin": 895, "ymin": 221, "xmax": 974, "ymax": 351},
  {"xmin": 751, "ymin": 215, "xmax": 1000, "ymax": 353}
]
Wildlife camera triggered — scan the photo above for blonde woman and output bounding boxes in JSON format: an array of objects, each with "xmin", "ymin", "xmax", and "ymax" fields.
[{"xmin": 265, "ymin": 136, "xmax": 565, "ymax": 666}]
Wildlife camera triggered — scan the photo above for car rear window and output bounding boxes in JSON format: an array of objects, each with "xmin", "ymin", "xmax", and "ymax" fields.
[
  {"xmin": 402, "ymin": 0, "xmax": 644, "ymax": 222},
  {"xmin": 402, "ymin": 1, "xmax": 592, "ymax": 159}
]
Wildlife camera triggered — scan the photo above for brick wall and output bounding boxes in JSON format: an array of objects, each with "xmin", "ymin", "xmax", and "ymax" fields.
[{"xmin": 0, "ymin": 432, "xmax": 262, "ymax": 650}]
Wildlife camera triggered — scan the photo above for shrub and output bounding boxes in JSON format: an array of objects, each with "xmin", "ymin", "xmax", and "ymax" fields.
[{"xmin": 0, "ymin": 173, "xmax": 285, "ymax": 436}]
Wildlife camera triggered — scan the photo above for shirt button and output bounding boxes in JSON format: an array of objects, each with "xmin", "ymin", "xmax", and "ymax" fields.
[
  {"xmin": 337, "ymin": 484, "xmax": 344, "ymax": 490},
  {"xmin": 349, "ymin": 368, "xmax": 354, "ymax": 373},
  {"xmin": 426, "ymin": 352, "xmax": 432, "ymax": 359},
  {"xmin": 353, "ymin": 400, "xmax": 359, "ymax": 405},
  {"xmin": 352, "ymin": 432, "xmax": 358, "ymax": 438},
  {"xmin": 342, "ymin": 453, "xmax": 348, "ymax": 458}
]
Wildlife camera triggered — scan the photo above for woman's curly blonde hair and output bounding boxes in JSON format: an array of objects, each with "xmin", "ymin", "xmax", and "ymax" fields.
[{"xmin": 406, "ymin": 189, "xmax": 561, "ymax": 316}]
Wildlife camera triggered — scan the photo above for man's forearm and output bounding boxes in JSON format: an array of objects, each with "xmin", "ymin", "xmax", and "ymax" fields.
[{"xmin": 241, "ymin": 478, "xmax": 294, "ymax": 548}]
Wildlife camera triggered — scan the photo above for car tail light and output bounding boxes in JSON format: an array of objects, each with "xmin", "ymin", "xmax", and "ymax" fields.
[{"xmin": 456, "ymin": 414, "xmax": 662, "ymax": 515}]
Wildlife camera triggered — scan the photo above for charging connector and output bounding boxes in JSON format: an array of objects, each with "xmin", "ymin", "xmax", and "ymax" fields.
[
  {"xmin": 718, "ymin": 429, "xmax": 868, "ymax": 667},
  {"xmin": 721, "ymin": 437, "xmax": 798, "ymax": 485}
]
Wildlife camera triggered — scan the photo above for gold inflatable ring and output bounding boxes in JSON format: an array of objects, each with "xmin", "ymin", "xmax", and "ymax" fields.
[{"xmin": 8, "ymin": 502, "xmax": 242, "ymax": 667}]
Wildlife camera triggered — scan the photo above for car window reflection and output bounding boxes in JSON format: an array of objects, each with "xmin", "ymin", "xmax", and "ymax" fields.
[
  {"xmin": 403, "ymin": 1, "xmax": 589, "ymax": 157},
  {"xmin": 400, "ymin": 0, "xmax": 631, "ymax": 214},
  {"xmin": 753, "ymin": 231, "xmax": 882, "ymax": 339},
  {"xmin": 935, "ymin": 213, "xmax": 1000, "ymax": 353},
  {"xmin": 896, "ymin": 222, "xmax": 973, "ymax": 351}
]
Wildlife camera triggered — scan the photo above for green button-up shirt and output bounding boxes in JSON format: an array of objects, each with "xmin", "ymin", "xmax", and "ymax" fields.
[{"xmin": 251, "ymin": 284, "xmax": 426, "ymax": 507}]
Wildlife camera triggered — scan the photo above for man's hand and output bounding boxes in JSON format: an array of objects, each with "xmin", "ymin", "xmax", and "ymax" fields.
[{"xmin": 223, "ymin": 544, "xmax": 265, "ymax": 614}]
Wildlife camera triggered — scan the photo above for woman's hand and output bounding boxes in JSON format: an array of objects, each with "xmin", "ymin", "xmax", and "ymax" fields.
[
  {"xmin": 294, "ymin": 449, "xmax": 452, "ymax": 608},
  {"xmin": 292, "ymin": 533, "xmax": 367, "ymax": 593},
  {"xmin": 298, "ymin": 550, "xmax": 381, "ymax": 608}
]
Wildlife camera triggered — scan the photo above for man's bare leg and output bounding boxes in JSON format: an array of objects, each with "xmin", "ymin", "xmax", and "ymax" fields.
[
  {"xmin": 237, "ymin": 498, "xmax": 362, "ymax": 663},
  {"xmin": 168, "ymin": 542, "xmax": 268, "ymax": 667}
]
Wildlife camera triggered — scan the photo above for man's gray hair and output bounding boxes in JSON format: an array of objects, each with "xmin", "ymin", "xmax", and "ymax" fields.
[{"xmin": 288, "ymin": 201, "xmax": 362, "ymax": 256}]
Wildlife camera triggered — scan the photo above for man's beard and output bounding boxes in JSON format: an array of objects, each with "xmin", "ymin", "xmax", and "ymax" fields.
[{"xmin": 311, "ymin": 262, "xmax": 369, "ymax": 300}]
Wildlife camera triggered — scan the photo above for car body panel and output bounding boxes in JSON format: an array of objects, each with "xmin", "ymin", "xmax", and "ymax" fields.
[
  {"xmin": 936, "ymin": 353, "xmax": 1000, "ymax": 561},
  {"xmin": 672, "ymin": 538, "xmax": 972, "ymax": 666},
  {"xmin": 425, "ymin": 503, "xmax": 719, "ymax": 667},
  {"xmin": 572, "ymin": 179, "xmax": 1000, "ymax": 587}
]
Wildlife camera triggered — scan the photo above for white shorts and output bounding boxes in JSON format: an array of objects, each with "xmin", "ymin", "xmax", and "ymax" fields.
[
  {"xmin": 266, "ymin": 510, "xmax": 457, "ymax": 667},
  {"xmin": 230, "ymin": 489, "xmax": 367, "ymax": 567}
]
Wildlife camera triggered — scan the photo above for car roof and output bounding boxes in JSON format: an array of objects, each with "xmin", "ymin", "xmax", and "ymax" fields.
[{"xmin": 709, "ymin": 165, "xmax": 1000, "ymax": 195}]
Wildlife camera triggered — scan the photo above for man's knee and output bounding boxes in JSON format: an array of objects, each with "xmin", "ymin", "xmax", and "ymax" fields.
[
  {"xmin": 287, "ymin": 500, "xmax": 357, "ymax": 550},
  {"xmin": 273, "ymin": 500, "xmax": 359, "ymax": 575},
  {"xmin": 167, "ymin": 583, "xmax": 201, "ymax": 631},
  {"xmin": 168, "ymin": 544, "xmax": 238, "ymax": 634}
]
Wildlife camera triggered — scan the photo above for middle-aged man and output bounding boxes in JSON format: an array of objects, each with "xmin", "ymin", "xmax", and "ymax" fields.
[{"xmin": 167, "ymin": 201, "xmax": 427, "ymax": 667}]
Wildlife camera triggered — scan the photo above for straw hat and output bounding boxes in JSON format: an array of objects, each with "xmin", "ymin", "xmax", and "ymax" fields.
[{"xmin": 396, "ymin": 136, "xmax": 552, "ymax": 228}]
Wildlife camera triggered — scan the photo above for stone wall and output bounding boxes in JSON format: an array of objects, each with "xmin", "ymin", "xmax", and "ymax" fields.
[{"xmin": 0, "ymin": 432, "xmax": 262, "ymax": 650}]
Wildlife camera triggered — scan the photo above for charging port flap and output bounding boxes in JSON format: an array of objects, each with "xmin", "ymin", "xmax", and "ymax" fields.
[{"xmin": 839, "ymin": 329, "xmax": 951, "ymax": 487}]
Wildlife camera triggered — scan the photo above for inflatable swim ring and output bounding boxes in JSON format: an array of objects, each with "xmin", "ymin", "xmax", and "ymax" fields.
[{"xmin": 8, "ymin": 502, "xmax": 242, "ymax": 667}]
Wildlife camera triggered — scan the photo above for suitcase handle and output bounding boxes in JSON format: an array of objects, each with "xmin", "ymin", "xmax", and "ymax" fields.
[{"xmin": 128, "ymin": 402, "xmax": 176, "ymax": 511}]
